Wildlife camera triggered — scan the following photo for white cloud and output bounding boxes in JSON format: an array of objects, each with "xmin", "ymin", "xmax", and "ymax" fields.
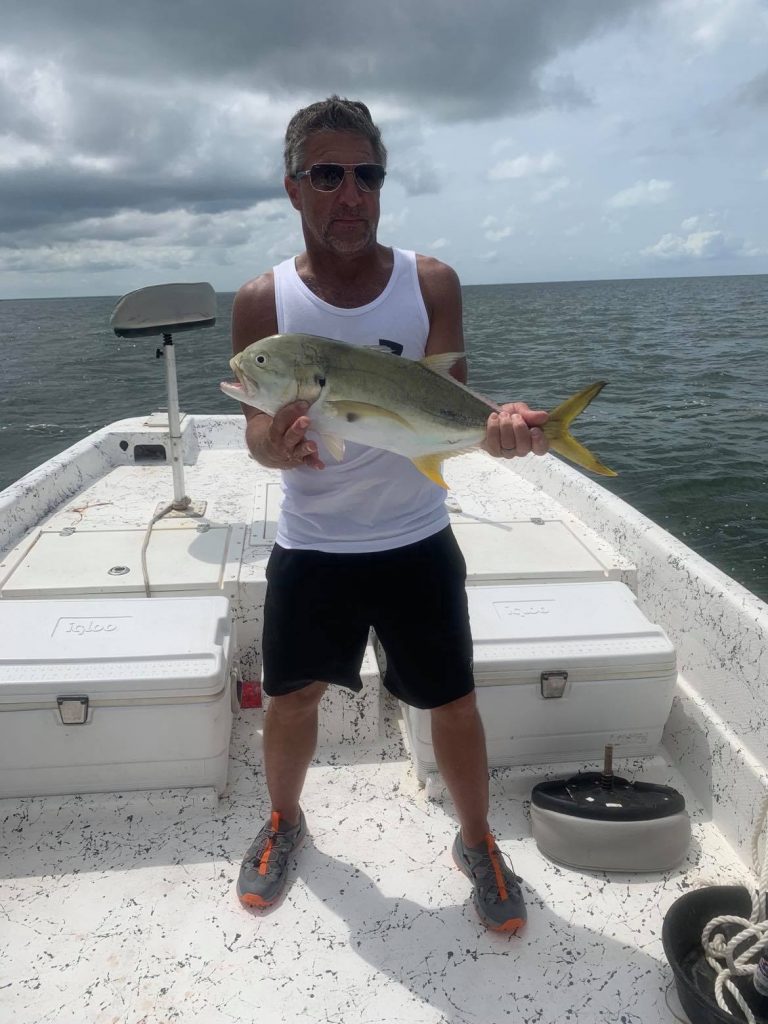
[
  {"xmin": 490, "ymin": 138, "xmax": 515, "ymax": 156},
  {"xmin": 427, "ymin": 237, "xmax": 449, "ymax": 250},
  {"xmin": 607, "ymin": 179, "xmax": 673, "ymax": 209},
  {"xmin": 488, "ymin": 151, "xmax": 560, "ymax": 181},
  {"xmin": 681, "ymin": 215, "xmax": 702, "ymax": 231},
  {"xmin": 643, "ymin": 229, "xmax": 734, "ymax": 260},
  {"xmin": 69, "ymin": 154, "xmax": 123, "ymax": 174},
  {"xmin": 534, "ymin": 176, "xmax": 571, "ymax": 203},
  {"xmin": 0, "ymin": 135, "xmax": 49, "ymax": 170},
  {"xmin": 379, "ymin": 208, "xmax": 410, "ymax": 234},
  {"xmin": 0, "ymin": 238, "xmax": 198, "ymax": 274},
  {"xmin": 267, "ymin": 231, "xmax": 303, "ymax": 263},
  {"xmin": 392, "ymin": 164, "xmax": 440, "ymax": 196},
  {"xmin": 482, "ymin": 215, "xmax": 513, "ymax": 242},
  {"xmin": 0, "ymin": 200, "xmax": 297, "ymax": 277},
  {"xmin": 668, "ymin": 0, "xmax": 760, "ymax": 53}
]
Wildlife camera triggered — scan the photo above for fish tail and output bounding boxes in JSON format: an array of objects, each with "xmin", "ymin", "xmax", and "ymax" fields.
[{"xmin": 542, "ymin": 381, "xmax": 617, "ymax": 477}]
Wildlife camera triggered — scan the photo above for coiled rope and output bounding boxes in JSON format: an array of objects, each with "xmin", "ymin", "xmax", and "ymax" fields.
[{"xmin": 700, "ymin": 790, "xmax": 768, "ymax": 1022}]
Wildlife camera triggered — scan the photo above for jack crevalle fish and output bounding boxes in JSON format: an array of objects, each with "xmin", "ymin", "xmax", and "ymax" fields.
[{"xmin": 221, "ymin": 333, "xmax": 616, "ymax": 487}]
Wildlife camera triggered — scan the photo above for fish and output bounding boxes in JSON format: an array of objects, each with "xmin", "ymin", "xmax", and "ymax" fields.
[{"xmin": 220, "ymin": 333, "xmax": 617, "ymax": 487}]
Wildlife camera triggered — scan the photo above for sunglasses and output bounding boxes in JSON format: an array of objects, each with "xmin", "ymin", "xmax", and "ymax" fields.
[{"xmin": 293, "ymin": 163, "xmax": 386, "ymax": 193}]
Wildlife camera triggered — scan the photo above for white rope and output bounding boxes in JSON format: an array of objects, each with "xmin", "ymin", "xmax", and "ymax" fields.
[
  {"xmin": 141, "ymin": 502, "xmax": 174, "ymax": 597},
  {"xmin": 701, "ymin": 790, "xmax": 768, "ymax": 1023}
]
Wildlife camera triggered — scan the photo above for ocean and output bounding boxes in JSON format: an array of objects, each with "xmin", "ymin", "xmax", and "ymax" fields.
[{"xmin": 1, "ymin": 275, "xmax": 766, "ymax": 602}]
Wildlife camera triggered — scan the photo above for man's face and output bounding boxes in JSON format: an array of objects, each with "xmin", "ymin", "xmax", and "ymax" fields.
[{"xmin": 285, "ymin": 131, "xmax": 381, "ymax": 256}]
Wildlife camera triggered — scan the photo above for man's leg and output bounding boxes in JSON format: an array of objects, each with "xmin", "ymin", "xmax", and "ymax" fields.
[
  {"xmin": 236, "ymin": 681, "xmax": 326, "ymax": 907},
  {"xmin": 430, "ymin": 691, "xmax": 527, "ymax": 932},
  {"xmin": 430, "ymin": 691, "xmax": 489, "ymax": 846},
  {"xmin": 263, "ymin": 681, "xmax": 328, "ymax": 825}
]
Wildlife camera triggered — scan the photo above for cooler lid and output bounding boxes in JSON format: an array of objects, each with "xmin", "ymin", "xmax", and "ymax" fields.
[
  {"xmin": 0, "ymin": 596, "xmax": 232, "ymax": 701},
  {"xmin": 0, "ymin": 525, "xmax": 236, "ymax": 598},
  {"xmin": 452, "ymin": 519, "xmax": 615, "ymax": 583},
  {"xmin": 468, "ymin": 581, "xmax": 676, "ymax": 681}
]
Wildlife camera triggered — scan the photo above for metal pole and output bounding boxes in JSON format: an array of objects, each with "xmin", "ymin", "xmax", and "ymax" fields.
[{"xmin": 162, "ymin": 333, "xmax": 190, "ymax": 510}]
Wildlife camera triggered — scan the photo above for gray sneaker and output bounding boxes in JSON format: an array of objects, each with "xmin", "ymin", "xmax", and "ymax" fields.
[
  {"xmin": 237, "ymin": 810, "xmax": 307, "ymax": 908},
  {"xmin": 452, "ymin": 830, "xmax": 527, "ymax": 932}
]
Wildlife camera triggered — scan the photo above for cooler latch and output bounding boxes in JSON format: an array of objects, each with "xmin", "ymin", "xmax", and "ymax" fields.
[
  {"xmin": 57, "ymin": 695, "xmax": 90, "ymax": 725},
  {"xmin": 540, "ymin": 671, "xmax": 568, "ymax": 699}
]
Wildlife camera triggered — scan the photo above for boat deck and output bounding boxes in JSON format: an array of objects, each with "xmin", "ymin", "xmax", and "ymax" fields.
[
  {"xmin": 2, "ymin": 704, "xmax": 750, "ymax": 1024},
  {"xmin": 0, "ymin": 421, "xmax": 763, "ymax": 1023}
]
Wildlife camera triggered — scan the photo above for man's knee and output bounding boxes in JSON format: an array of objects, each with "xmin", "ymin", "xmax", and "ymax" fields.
[
  {"xmin": 429, "ymin": 690, "xmax": 477, "ymax": 723},
  {"xmin": 267, "ymin": 681, "xmax": 328, "ymax": 721}
]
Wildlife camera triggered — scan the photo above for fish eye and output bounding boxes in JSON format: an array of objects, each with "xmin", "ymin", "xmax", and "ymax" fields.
[{"xmin": 255, "ymin": 354, "xmax": 266, "ymax": 365}]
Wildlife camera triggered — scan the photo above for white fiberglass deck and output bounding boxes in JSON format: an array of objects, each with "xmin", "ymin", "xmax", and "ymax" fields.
[
  {"xmin": 2, "ymin": 415, "xmax": 767, "ymax": 1024},
  {"xmin": 1, "ymin": 702, "xmax": 749, "ymax": 1024}
]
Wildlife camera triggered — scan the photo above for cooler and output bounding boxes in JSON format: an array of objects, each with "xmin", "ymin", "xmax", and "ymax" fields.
[
  {"xmin": 0, "ymin": 596, "xmax": 235, "ymax": 798},
  {"xmin": 399, "ymin": 581, "xmax": 677, "ymax": 781}
]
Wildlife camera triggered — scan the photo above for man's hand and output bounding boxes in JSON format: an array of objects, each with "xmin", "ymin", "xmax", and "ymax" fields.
[
  {"xmin": 248, "ymin": 401, "xmax": 325, "ymax": 470},
  {"xmin": 482, "ymin": 403, "xmax": 549, "ymax": 460}
]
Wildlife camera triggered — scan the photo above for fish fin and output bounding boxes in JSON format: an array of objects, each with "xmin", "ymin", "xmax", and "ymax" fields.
[
  {"xmin": 543, "ymin": 381, "xmax": 617, "ymax": 477},
  {"xmin": 326, "ymin": 400, "xmax": 414, "ymax": 429},
  {"xmin": 320, "ymin": 432, "xmax": 345, "ymax": 462},
  {"xmin": 420, "ymin": 352, "xmax": 466, "ymax": 378},
  {"xmin": 411, "ymin": 455, "xmax": 449, "ymax": 489}
]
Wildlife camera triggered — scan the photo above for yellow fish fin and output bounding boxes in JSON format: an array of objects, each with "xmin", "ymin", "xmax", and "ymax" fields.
[
  {"xmin": 543, "ymin": 381, "xmax": 617, "ymax": 477},
  {"xmin": 410, "ymin": 448, "xmax": 472, "ymax": 488},
  {"xmin": 326, "ymin": 400, "xmax": 413, "ymax": 429},
  {"xmin": 319, "ymin": 433, "xmax": 345, "ymax": 461},
  {"xmin": 420, "ymin": 352, "xmax": 466, "ymax": 378},
  {"xmin": 411, "ymin": 454, "xmax": 448, "ymax": 489}
]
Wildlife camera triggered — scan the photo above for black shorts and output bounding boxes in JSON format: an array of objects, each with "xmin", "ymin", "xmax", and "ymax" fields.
[{"xmin": 262, "ymin": 526, "xmax": 475, "ymax": 710}]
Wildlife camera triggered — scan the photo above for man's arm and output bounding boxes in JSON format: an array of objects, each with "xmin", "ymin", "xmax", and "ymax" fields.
[
  {"xmin": 417, "ymin": 255, "xmax": 548, "ymax": 460},
  {"xmin": 231, "ymin": 273, "xmax": 323, "ymax": 470},
  {"xmin": 418, "ymin": 255, "xmax": 467, "ymax": 383}
]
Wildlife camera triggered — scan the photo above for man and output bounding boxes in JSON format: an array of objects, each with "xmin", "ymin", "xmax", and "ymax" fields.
[{"xmin": 232, "ymin": 96, "xmax": 549, "ymax": 931}]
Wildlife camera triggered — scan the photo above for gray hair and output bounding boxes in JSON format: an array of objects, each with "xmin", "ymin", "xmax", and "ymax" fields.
[{"xmin": 283, "ymin": 95, "xmax": 387, "ymax": 177}]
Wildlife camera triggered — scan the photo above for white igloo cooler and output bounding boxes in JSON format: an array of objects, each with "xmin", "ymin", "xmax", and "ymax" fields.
[
  {"xmin": 0, "ymin": 596, "xmax": 235, "ymax": 798},
  {"xmin": 400, "ymin": 581, "xmax": 677, "ymax": 781}
]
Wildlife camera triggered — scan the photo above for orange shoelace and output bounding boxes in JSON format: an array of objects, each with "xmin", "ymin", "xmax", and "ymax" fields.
[
  {"xmin": 258, "ymin": 810, "xmax": 282, "ymax": 876},
  {"xmin": 484, "ymin": 833, "xmax": 509, "ymax": 902}
]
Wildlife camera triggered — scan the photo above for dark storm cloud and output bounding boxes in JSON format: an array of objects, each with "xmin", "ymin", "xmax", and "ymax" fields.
[
  {"xmin": 4, "ymin": 0, "xmax": 651, "ymax": 118},
  {"xmin": 0, "ymin": 73, "xmax": 285, "ymax": 235},
  {"xmin": 0, "ymin": 165, "xmax": 281, "ymax": 234},
  {"xmin": 0, "ymin": 0, "xmax": 657, "ymax": 240}
]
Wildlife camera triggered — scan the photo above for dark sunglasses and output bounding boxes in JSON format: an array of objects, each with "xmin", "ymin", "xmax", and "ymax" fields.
[{"xmin": 293, "ymin": 162, "xmax": 386, "ymax": 193}]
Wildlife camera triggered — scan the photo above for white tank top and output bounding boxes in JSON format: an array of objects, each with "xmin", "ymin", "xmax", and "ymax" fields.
[{"xmin": 272, "ymin": 247, "xmax": 449, "ymax": 552}]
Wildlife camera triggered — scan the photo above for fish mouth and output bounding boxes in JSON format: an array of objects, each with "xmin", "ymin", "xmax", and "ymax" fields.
[
  {"xmin": 221, "ymin": 357, "xmax": 249, "ymax": 398},
  {"xmin": 219, "ymin": 379, "xmax": 245, "ymax": 399},
  {"xmin": 228, "ymin": 357, "xmax": 254, "ymax": 392}
]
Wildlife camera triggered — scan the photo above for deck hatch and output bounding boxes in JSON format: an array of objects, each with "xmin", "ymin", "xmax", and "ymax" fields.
[{"xmin": 0, "ymin": 525, "xmax": 233, "ymax": 597}]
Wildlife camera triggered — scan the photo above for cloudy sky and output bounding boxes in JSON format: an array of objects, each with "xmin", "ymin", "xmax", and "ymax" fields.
[{"xmin": 1, "ymin": 0, "xmax": 767, "ymax": 298}]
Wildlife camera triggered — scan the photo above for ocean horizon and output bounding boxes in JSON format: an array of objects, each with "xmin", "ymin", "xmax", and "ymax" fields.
[{"xmin": 4, "ymin": 269, "xmax": 767, "ymax": 303}]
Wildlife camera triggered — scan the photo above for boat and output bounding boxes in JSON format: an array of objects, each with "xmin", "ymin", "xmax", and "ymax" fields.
[{"xmin": 1, "ymin": 284, "xmax": 767, "ymax": 1024}]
